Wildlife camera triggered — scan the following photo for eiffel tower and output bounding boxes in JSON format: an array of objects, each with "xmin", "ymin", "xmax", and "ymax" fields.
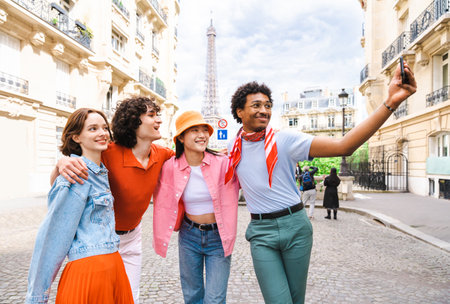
[{"xmin": 202, "ymin": 19, "xmax": 224, "ymax": 149}]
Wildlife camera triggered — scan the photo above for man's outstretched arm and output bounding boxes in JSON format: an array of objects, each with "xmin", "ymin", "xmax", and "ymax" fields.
[{"xmin": 309, "ymin": 60, "xmax": 416, "ymax": 158}]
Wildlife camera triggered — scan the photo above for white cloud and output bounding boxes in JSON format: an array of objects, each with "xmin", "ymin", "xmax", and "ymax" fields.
[{"xmin": 174, "ymin": 0, "xmax": 364, "ymax": 131}]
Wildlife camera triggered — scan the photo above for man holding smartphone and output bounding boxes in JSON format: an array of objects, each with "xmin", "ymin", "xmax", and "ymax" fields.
[{"xmin": 226, "ymin": 60, "xmax": 416, "ymax": 303}]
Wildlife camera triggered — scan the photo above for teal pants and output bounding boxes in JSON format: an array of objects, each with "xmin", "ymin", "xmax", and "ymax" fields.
[{"xmin": 245, "ymin": 208, "xmax": 313, "ymax": 304}]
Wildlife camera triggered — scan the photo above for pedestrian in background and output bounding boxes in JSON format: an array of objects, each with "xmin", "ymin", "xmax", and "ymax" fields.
[
  {"xmin": 323, "ymin": 167, "xmax": 341, "ymax": 220},
  {"xmin": 26, "ymin": 108, "xmax": 133, "ymax": 303},
  {"xmin": 299, "ymin": 165, "xmax": 318, "ymax": 219},
  {"xmin": 153, "ymin": 111, "xmax": 240, "ymax": 304}
]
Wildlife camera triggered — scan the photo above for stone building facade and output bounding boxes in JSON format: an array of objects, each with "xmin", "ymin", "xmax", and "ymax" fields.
[
  {"xmin": 0, "ymin": 0, "xmax": 180, "ymax": 199},
  {"xmin": 358, "ymin": 0, "xmax": 450, "ymax": 198},
  {"xmin": 281, "ymin": 87, "xmax": 359, "ymax": 138}
]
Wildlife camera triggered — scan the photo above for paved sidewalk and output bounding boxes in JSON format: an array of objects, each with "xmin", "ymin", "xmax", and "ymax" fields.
[
  {"xmin": 329, "ymin": 192, "xmax": 450, "ymax": 252},
  {"xmin": 1, "ymin": 200, "xmax": 449, "ymax": 303}
]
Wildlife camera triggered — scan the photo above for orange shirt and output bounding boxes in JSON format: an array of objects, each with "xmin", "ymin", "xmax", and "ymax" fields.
[{"xmin": 101, "ymin": 142, "xmax": 174, "ymax": 231}]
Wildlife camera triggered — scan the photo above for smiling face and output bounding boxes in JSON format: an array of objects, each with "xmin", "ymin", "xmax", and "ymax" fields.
[
  {"xmin": 178, "ymin": 124, "xmax": 210, "ymax": 155},
  {"xmin": 236, "ymin": 92, "xmax": 272, "ymax": 133},
  {"xmin": 72, "ymin": 112, "xmax": 110, "ymax": 159},
  {"xmin": 135, "ymin": 106, "xmax": 162, "ymax": 142}
]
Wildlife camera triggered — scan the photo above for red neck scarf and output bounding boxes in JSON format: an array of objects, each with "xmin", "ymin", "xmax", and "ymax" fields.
[{"xmin": 225, "ymin": 126, "xmax": 278, "ymax": 187}]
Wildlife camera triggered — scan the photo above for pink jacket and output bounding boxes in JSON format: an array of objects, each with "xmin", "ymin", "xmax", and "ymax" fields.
[{"xmin": 153, "ymin": 152, "xmax": 240, "ymax": 257}]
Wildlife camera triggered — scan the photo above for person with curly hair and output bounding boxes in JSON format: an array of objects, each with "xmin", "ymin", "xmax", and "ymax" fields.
[
  {"xmin": 226, "ymin": 60, "xmax": 416, "ymax": 303},
  {"xmin": 51, "ymin": 96, "xmax": 174, "ymax": 303}
]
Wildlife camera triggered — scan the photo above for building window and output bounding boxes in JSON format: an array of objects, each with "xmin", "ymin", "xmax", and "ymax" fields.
[
  {"xmin": 0, "ymin": 31, "xmax": 20, "ymax": 76},
  {"xmin": 429, "ymin": 178, "xmax": 435, "ymax": 196},
  {"xmin": 288, "ymin": 118, "xmax": 298, "ymax": 127},
  {"xmin": 310, "ymin": 116, "xmax": 317, "ymax": 129},
  {"xmin": 443, "ymin": 53, "xmax": 448, "ymax": 88},
  {"xmin": 284, "ymin": 103, "xmax": 290, "ymax": 112},
  {"xmin": 298, "ymin": 101, "xmax": 303, "ymax": 109},
  {"xmin": 328, "ymin": 115, "xmax": 335, "ymax": 128},
  {"xmin": 312, "ymin": 100, "xmax": 318, "ymax": 108},
  {"xmin": 344, "ymin": 113, "xmax": 352, "ymax": 127},
  {"xmin": 136, "ymin": 12, "xmax": 145, "ymax": 41},
  {"xmin": 56, "ymin": 59, "xmax": 70, "ymax": 94},
  {"xmin": 437, "ymin": 133, "xmax": 449, "ymax": 157},
  {"xmin": 103, "ymin": 86, "xmax": 118, "ymax": 120},
  {"xmin": 112, "ymin": 30, "xmax": 125, "ymax": 54},
  {"xmin": 56, "ymin": 126, "xmax": 63, "ymax": 161},
  {"xmin": 152, "ymin": 31, "xmax": 159, "ymax": 54},
  {"xmin": 59, "ymin": 0, "xmax": 74, "ymax": 12}
]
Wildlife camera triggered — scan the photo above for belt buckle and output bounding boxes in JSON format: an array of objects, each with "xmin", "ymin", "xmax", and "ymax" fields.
[{"xmin": 198, "ymin": 224, "xmax": 207, "ymax": 231}]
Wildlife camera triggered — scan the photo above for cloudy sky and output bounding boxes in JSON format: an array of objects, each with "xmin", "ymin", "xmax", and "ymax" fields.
[{"xmin": 174, "ymin": 0, "xmax": 365, "ymax": 130}]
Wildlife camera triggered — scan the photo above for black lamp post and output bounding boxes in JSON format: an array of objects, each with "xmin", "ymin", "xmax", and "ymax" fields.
[{"xmin": 338, "ymin": 88, "xmax": 350, "ymax": 176}]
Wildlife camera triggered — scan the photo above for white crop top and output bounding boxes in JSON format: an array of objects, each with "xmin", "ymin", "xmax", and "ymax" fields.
[{"xmin": 182, "ymin": 166, "xmax": 214, "ymax": 215}]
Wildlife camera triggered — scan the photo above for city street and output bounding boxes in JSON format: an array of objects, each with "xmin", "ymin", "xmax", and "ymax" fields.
[{"xmin": 0, "ymin": 202, "xmax": 449, "ymax": 303}]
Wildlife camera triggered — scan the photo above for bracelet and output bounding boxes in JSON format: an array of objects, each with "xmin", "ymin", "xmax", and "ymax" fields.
[{"xmin": 383, "ymin": 102, "xmax": 395, "ymax": 113}]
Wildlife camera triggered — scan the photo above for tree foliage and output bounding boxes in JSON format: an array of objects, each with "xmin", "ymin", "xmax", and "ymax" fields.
[{"xmin": 298, "ymin": 142, "xmax": 369, "ymax": 176}]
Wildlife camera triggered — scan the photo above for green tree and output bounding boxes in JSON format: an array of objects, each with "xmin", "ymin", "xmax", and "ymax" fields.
[{"xmin": 297, "ymin": 142, "xmax": 369, "ymax": 176}]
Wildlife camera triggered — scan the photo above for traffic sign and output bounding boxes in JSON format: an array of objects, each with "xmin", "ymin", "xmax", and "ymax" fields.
[
  {"xmin": 217, "ymin": 129, "xmax": 227, "ymax": 140},
  {"xmin": 218, "ymin": 119, "xmax": 228, "ymax": 129}
]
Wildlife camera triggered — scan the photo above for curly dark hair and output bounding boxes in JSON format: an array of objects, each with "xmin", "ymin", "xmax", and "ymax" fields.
[
  {"xmin": 112, "ymin": 96, "xmax": 160, "ymax": 148},
  {"xmin": 230, "ymin": 81, "xmax": 273, "ymax": 124}
]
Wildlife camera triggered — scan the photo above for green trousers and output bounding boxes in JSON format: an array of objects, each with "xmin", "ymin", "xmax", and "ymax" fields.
[{"xmin": 245, "ymin": 208, "xmax": 313, "ymax": 304}]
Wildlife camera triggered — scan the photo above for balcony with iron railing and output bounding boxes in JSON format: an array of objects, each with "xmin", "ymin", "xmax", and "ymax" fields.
[
  {"xmin": 139, "ymin": 69, "xmax": 154, "ymax": 91},
  {"xmin": 410, "ymin": 0, "xmax": 449, "ymax": 42},
  {"xmin": 426, "ymin": 86, "xmax": 449, "ymax": 107},
  {"xmin": 0, "ymin": 70, "xmax": 29, "ymax": 95},
  {"xmin": 380, "ymin": 0, "xmax": 450, "ymax": 69},
  {"xmin": 381, "ymin": 31, "xmax": 411, "ymax": 68},
  {"xmin": 155, "ymin": 77, "xmax": 166, "ymax": 98},
  {"xmin": 393, "ymin": 100, "xmax": 408, "ymax": 119},
  {"xmin": 150, "ymin": 0, "xmax": 167, "ymax": 23},
  {"xmin": 56, "ymin": 91, "xmax": 76, "ymax": 109},
  {"xmin": 302, "ymin": 122, "xmax": 355, "ymax": 131},
  {"xmin": 112, "ymin": 0, "xmax": 130, "ymax": 19},
  {"xmin": 136, "ymin": 29, "xmax": 145, "ymax": 41},
  {"xmin": 12, "ymin": 0, "xmax": 92, "ymax": 49},
  {"xmin": 360, "ymin": 64, "xmax": 369, "ymax": 83}
]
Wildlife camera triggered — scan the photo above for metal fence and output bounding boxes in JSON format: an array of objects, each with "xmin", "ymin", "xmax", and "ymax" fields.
[
  {"xmin": 410, "ymin": 0, "xmax": 450, "ymax": 42},
  {"xmin": 12, "ymin": 0, "xmax": 91, "ymax": 49},
  {"xmin": 426, "ymin": 85, "xmax": 449, "ymax": 107}
]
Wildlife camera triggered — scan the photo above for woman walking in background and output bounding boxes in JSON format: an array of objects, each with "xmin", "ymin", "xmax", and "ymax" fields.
[
  {"xmin": 26, "ymin": 108, "xmax": 132, "ymax": 303},
  {"xmin": 323, "ymin": 167, "xmax": 341, "ymax": 220},
  {"xmin": 153, "ymin": 111, "xmax": 240, "ymax": 304}
]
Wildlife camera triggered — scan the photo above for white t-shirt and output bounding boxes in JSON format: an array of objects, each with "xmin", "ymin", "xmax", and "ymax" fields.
[
  {"xmin": 228, "ymin": 130, "xmax": 313, "ymax": 213},
  {"xmin": 181, "ymin": 166, "xmax": 214, "ymax": 215}
]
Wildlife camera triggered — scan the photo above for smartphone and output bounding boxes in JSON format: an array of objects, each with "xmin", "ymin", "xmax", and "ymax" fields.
[{"xmin": 399, "ymin": 56, "xmax": 408, "ymax": 84}]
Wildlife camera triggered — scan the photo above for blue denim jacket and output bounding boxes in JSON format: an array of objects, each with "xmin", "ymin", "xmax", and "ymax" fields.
[{"xmin": 26, "ymin": 155, "xmax": 120, "ymax": 304}]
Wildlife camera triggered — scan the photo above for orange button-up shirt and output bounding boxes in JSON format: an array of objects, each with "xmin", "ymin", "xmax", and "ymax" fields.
[{"xmin": 101, "ymin": 142, "xmax": 174, "ymax": 231}]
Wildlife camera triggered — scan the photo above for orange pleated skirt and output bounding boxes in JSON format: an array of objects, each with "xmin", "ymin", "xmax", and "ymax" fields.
[{"xmin": 56, "ymin": 251, "xmax": 133, "ymax": 304}]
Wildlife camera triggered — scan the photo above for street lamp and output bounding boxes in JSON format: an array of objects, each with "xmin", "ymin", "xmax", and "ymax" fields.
[{"xmin": 338, "ymin": 88, "xmax": 350, "ymax": 176}]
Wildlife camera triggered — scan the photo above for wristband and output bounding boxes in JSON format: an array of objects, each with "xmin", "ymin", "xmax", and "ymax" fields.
[{"xmin": 383, "ymin": 102, "xmax": 395, "ymax": 113}]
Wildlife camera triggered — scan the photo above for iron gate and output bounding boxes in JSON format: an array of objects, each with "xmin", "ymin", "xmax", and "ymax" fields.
[
  {"xmin": 386, "ymin": 152, "xmax": 408, "ymax": 191},
  {"xmin": 348, "ymin": 147, "xmax": 408, "ymax": 192}
]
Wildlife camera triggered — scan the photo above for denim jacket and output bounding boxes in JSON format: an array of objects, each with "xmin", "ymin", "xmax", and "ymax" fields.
[{"xmin": 26, "ymin": 155, "xmax": 119, "ymax": 304}]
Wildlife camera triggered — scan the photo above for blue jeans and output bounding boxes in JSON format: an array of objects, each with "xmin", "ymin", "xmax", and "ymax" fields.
[{"xmin": 178, "ymin": 219, "xmax": 231, "ymax": 304}]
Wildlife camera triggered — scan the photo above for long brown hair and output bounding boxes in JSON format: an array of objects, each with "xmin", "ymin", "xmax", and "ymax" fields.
[{"xmin": 60, "ymin": 108, "xmax": 112, "ymax": 156}]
